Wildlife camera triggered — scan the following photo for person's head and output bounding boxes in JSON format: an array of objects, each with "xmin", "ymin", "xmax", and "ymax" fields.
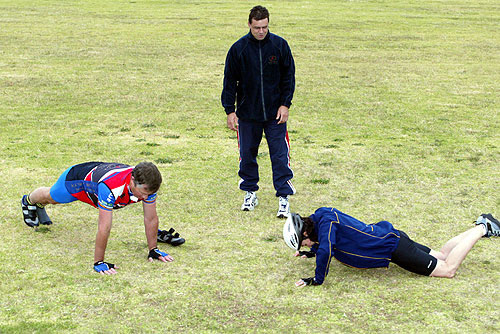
[
  {"xmin": 301, "ymin": 216, "xmax": 317, "ymax": 247},
  {"xmin": 130, "ymin": 162, "xmax": 162, "ymax": 199},
  {"xmin": 248, "ymin": 5, "xmax": 269, "ymax": 40},
  {"xmin": 283, "ymin": 213, "xmax": 318, "ymax": 250}
]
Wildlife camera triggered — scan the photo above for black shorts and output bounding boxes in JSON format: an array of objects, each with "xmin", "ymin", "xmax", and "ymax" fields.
[{"xmin": 391, "ymin": 231, "xmax": 437, "ymax": 276}]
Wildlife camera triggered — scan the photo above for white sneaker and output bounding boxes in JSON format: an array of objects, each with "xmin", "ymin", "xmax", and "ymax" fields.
[
  {"xmin": 277, "ymin": 196, "xmax": 290, "ymax": 218},
  {"xmin": 241, "ymin": 191, "xmax": 258, "ymax": 211}
]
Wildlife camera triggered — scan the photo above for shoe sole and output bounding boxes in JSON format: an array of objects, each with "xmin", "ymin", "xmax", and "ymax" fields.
[
  {"xmin": 170, "ymin": 238, "xmax": 186, "ymax": 246},
  {"xmin": 36, "ymin": 206, "xmax": 52, "ymax": 225}
]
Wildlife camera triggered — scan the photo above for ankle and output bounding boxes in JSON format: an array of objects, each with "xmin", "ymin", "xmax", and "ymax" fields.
[
  {"xmin": 26, "ymin": 194, "xmax": 34, "ymax": 205},
  {"xmin": 479, "ymin": 224, "xmax": 488, "ymax": 236}
]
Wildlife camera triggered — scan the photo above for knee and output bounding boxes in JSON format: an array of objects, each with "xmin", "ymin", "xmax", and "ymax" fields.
[
  {"xmin": 431, "ymin": 261, "xmax": 457, "ymax": 278},
  {"xmin": 443, "ymin": 269, "xmax": 457, "ymax": 279},
  {"xmin": 47, "ymin": 198, "xmax": 58, "ymax": 205}
]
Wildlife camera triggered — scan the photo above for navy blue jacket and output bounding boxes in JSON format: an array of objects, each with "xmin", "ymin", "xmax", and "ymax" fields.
[
  {"xmin": 221, "ymin": 31, "xmax": 295, "ymax": 122},
  {"xmin": 309, "ymin": 208, "xmax": 401, "ymax": 284}
]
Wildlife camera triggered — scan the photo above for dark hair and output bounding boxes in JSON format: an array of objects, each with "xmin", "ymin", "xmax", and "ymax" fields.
[
  {"xmin": 132, "ymin": 162, "xmax": 162, "ymax": 193},
  {"xmin": 249, "ymin": 5, "xmax": 269, "ymax": 23},
  {"xmin": 302, "ymin": 216, "xmax": 318, "ymax": 242}
]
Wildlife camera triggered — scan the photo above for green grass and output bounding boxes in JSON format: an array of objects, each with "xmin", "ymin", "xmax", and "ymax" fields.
[{"xmin": 1, "ymin": 0, "xmax": 499, "ymax": 332}]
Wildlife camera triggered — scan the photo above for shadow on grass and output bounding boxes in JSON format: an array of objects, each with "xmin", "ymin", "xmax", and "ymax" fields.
[{"xmin": 34, "ymin": 226, "xmax": 52, "ymax": 234}]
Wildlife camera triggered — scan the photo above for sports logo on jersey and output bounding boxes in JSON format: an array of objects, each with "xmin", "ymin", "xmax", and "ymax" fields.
[{"xmin": 269, "ymin": 55, "xmax": 278, "ymax": 64}]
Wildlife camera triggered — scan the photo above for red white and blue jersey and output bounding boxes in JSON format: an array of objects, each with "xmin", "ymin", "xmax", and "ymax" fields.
[{"xmin": 64, "ymin": 162, "xmax": 156, "ymax": 211}]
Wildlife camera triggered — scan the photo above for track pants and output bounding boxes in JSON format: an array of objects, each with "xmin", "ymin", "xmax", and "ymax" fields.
[{"xmin": 237, "ymin": 119, "xmax": 295, "ymax": 197}]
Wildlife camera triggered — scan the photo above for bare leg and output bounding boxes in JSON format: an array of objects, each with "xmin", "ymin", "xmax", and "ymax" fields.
[
  {"xmin": 429, "ymin": 227, "xmax": 482, "ymax": 260},
  {"xmin": 430, "ymin": 225, "xmax": 485, "ymax": 278},
  {"xmin": 29, "ymin": 187, "xmax": 58, "ymax": 205}
]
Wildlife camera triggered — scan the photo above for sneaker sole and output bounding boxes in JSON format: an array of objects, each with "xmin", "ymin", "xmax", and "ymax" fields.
[
  {"xmin": 36, "ymin": 206, "xmax": 52, "ymax": 225},
  {"xmin": 241, "ymin": 198, "xmax": 258, "ymax": 211}
]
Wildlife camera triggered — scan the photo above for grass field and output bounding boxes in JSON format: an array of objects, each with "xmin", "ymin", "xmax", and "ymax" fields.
[{"xmin": 0, "ymin": 0, "xmax": 498, "ymax": 332}]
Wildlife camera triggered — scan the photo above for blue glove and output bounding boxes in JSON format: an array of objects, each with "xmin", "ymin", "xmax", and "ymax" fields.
[
  {"xmin": 148, "ymin": 247, "xmax": 168, "ymax": 260},
  {"xmin": 94, "ymin": 261, "xmax": 115, "ymax": 272}
]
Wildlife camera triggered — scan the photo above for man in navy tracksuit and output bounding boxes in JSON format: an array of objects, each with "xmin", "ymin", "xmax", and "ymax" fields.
[
  {"xmin": 221, "ymin": 5, "xmax": 296, "ymax": 218},
  {"xmin": 283, "ymin": 208, "xmax": 500, "ymax": 286}
]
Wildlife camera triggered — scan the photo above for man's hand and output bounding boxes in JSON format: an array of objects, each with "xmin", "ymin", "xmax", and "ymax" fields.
[
  {"xmin": 94, "ymin": 261, "xmax": 119, "ymax": 275},
  {"xmin": 227, "ymin": 112, "xmax": 238, "ymax": 131},
  {"xmin": 294, "ymin": 250, "xmax": 316, "ymax": 258},
  {"xmin": 148, "ymin": 247, "xmax": 174, "ymax": 263},
  {"xmin": 295, "ymin": 277, "xmax": 320, "ymax": 287},
  {"xmin": 276, "ymin": 106, "xmax": 289, "ymax": 124}
]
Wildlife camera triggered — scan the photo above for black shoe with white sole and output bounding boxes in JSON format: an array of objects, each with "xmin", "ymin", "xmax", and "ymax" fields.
[
  {"xmin": 157, "ymin": 228, "xmax": 185, "ymax": 246},
  {"xmin": 476, "ymin": 214, "xmax": 500, "ymax": 237},
  {"xmin": 21, "ymin": 195, "xmax": 39, "ymax": 227}
]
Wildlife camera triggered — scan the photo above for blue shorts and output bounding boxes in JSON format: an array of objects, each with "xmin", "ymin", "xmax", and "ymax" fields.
[{"xmin": 49, "ymin": 166, "xmax": 78, "ymax": 204}]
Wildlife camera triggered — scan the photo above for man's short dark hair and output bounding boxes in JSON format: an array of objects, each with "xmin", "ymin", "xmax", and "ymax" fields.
[
  {"xmin": 303, "ymin": 216, "xmax": 318, "ymax": 242},
  {"xmin": 249, "ymin": 5, "xmax": 269, "ymax": 23},
  {"xmin": 132, "ymin": 162, "xmax": 162, "ymax": 193}
]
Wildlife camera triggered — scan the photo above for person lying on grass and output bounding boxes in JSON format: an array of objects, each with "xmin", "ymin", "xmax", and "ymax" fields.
[
  {"xmin": 21, "ymin": 161, "xmax": 184, "ymax": 275},
  {"xmin": 283, "ymin": 208, "xmax": 499, "ymax": 287}
]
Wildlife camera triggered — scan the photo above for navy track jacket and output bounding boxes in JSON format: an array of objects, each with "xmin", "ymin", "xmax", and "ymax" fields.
[
  {"xmin": 309, "ymin": 208, "xmax": 401, "ymax": 284},
  {"xmin": 221, "ymin": 31, "xmax": 295, "ymax": 122}
]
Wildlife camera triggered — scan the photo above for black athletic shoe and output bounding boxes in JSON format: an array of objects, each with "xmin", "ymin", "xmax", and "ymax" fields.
[
  {"xmin": 36, "ymin": 204, "xmax": 53, "ymax": 225},
  {"xmin": 476, "ymin": 213, "xmax": 500, "ymax": 237},
  {"xmin": 157, "ymin": 228, "xmax": 185, "ymax": 246},
  {"xmin": 21, "ymin": 195, "xmax": 39, "ymax": 227}
]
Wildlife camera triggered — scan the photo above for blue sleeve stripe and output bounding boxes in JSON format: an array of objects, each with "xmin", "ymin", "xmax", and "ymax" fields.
[{"xmin": 98, "ymin": 203, "xmax": 113, "ymax": 211}]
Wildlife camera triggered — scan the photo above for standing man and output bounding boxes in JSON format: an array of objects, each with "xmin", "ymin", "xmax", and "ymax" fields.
[{"xmin": 221, "ymin": 5, "xmax": 296, "ymax": 218}]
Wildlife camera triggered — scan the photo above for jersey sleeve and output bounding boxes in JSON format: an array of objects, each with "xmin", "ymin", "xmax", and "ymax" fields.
[
  {"xmin": 97, "ymin": 182, "xmax": 115, "ymax": 211},
  {"xmin": 143, "ymin": 193, "xmax": 157, "ymax": 205},
  {"xmin": 221, "ymin": 45, "xmax": 240, "ymax": 114},
  {"xmin": 279, "ymin": 39, "xmax": 295, "ymax": 108},
  {"xmin": 314, "ymin": 219, "xmax": 336, "ymax": 285}
]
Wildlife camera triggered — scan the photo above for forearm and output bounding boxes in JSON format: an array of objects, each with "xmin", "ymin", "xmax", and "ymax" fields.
[
  {"xmin": 144, "ymin": 216, "xmax": 159, "ymax": 250},
  {"xmin": 94, "ymin": 225, "xmax": 112, "ymax": 263},
  {"xmin": 221, "ymin": 82, "xmax": 237, "ymax": 113},
  {"xmin": 94, "ymin": 209, "xmax": 112, "ymax": 262},
  {"xmin": 280, "ymin": 57, "xmax": 295, "ymax": 106}
]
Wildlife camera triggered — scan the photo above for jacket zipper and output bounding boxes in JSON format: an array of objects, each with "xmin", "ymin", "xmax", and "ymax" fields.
[{"xmin": 258, "ymin": 41, "xmax": 267, "ymax": 121}]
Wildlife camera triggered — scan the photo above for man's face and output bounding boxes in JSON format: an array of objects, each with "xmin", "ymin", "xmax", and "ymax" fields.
[
  {"xmin": 130, "ymin": 178, "xmax": 153, "ymax": 200},
  {"xmin": 248, "ymin": 18, "xmax": 269, "ymax": 40},
  {"xmin": 301, "ymin": 238, "xmax": 315, "ymax": 248}
]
